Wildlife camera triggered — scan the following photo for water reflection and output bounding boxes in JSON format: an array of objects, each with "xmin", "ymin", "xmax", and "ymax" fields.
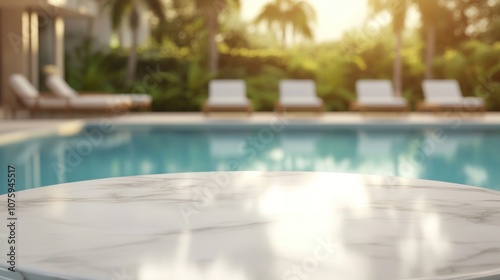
[
  {"xmin": 357, "ymin": 131, "xmax": 404, "ymax": 176},
  {"xmin": 0, "ymin": 126, "xmax": 498, "ymax": 193},
  {"xmin": 416, "ymin": 131, "xmax": 489, "ymax": 188},
  {"xmin": 279, "ymin": 132, "xmax": 320, "ymax": 171}
]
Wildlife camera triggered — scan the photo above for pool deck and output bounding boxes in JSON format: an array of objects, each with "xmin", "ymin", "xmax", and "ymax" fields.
[
  {"xmin": 3, "ymin": 112, "xmax": 500, "ymax": 135},
  {"xmin": 2, "ymin": 112, "xmax": 500, "ymax": 147},
  {"xmin": 1, "ymin": 172, "xmax": 499, "ymax": 280}
]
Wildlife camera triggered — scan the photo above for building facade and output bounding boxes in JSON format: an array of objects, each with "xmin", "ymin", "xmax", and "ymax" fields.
[{"xmin": 0, "ymin": 0, "xmax": 99, "ymax": 109}]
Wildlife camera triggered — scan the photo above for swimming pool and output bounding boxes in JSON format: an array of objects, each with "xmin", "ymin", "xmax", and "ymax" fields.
[{"xmin": 1, "ymin": 124, "xmax": 499, "ymax": 193}]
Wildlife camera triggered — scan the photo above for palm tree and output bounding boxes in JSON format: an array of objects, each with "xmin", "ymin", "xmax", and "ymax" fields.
[
  {"xmin": 194, "ymin": 0, "xmax": 241, "ymax": 73},
  {"xmin": 368, "ymin": 0, "xmax": 409, "ymax": 97},
  {"xmin": 414, "ymin": 0, "xmax": 440, "ymax": 79},
  {"xmin": 255, "ymin": 0, "xmax": 316, "ymax": 48},
  {"xmin": 288, "ymin": 1, "xmax": 316, "ymax": 44},
  {"xmin": 107, "ymin": 0, "xmax": 166, "ymax": 85}
]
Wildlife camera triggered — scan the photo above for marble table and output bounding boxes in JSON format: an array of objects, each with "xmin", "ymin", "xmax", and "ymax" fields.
[{"xmin": 1, "ymin": 172, "xmax": 500, "ymax": 280}]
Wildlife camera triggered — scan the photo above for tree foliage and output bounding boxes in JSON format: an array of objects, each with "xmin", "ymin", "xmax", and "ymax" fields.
[
  {"xmin": 254, "ymin": 0, "xmax": 316, "ymax": 47},
  {"xmin": 66, "ymin": 0, "xmax": 500, "ymax": 111}
]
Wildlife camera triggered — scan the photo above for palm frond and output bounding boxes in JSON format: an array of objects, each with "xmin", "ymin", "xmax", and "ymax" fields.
[
  {"xmin": 144, "ymin": 0, "xmax": 167, "ymax": 23},
  {"xmin": 254, "ymin": 0, "xmax": 316, "ymax": 44},
  {"xmin": 254, "ymin": 3, "xmax": 282, "ymax": 24}
]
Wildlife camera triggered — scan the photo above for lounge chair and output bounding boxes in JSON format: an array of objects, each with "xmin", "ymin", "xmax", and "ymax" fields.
[
  {"xmin": 351, "ymin": 80, "xmax": 409, "ymax": 112},
  {"xmin": 45, "ymin": 74, "xmax": 152, "ymax": 110},
  {"xmin": 418, "ymin": 80, "xmax": 485, "ymax": 112},
  {"xmin": 9, "ymin": 74, "xmax": 131, "ymax": 118},
  {"xmin": 9, "ymin": 74, "xmax": 68, "ymax": 118},
  {"xmin": 276, "ymin": 80, "xmax": 323, "ymax": 113},
  {"xmin": 204, "ymin": 80, "xmax": 253, "ymax": 115}
]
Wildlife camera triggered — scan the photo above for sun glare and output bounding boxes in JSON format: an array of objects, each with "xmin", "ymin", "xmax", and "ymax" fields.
[{"xmin": 243, "ymin": 0, "xmax": 368, "ymax": 41}]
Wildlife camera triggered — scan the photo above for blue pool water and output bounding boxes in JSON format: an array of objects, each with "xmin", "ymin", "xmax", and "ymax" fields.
[{"xmin": 1, "ymin": 125, "xmax": 499, "ymax": 193}]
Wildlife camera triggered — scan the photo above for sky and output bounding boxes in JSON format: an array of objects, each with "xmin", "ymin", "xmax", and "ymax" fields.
[{"xmin": 241, "ymin": 0, "xmax": 370, "ymax": 42}]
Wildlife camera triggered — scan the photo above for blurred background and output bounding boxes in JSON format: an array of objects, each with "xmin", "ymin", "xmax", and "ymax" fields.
[{"xmin": 1, "ymin": 0, "xmax": 499, "ymax": 112}]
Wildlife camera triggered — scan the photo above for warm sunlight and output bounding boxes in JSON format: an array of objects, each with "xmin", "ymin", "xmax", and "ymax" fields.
[
  {"xmin": 242, "ymin": 0, "xmax": 368, "ymax": 41},
  {"xmin": 1, "ymin": 0, "xmax": 500, "ymax": 279}
]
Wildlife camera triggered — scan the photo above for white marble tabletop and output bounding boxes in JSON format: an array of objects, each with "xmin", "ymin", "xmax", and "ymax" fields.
[{"xmin": 1, "ymin": 172, "xmax": 500, "ymax": 280}]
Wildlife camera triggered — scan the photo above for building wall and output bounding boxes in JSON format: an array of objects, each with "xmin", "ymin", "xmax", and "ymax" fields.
[
  {"xmin": 0, "ymin": 8, "xmax": 31, "ymax": 107},
  {"xmin": 0, "ymin": 11, "xmax": 2, "ymax": 105},
  {"xmin": 65, "ymin": 4, "xmax": 151, "ymax": 53}
]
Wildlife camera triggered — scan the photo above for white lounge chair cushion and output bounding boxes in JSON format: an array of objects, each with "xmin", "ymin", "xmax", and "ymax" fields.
[
  {"xmin": 280, "ymin": 96, "xmax": 323, "ymax": 106},
  {"xmin": 358, "ymin": 97, "xmax": 407, "ymax": 107},
  {"xmin": 356, "ymin": 80, "xmax": 408, "ymax": 107},
  {"xmin": 280, "ymin": 80, "xmax": 323, "ymax": 106},
  {"xmin": 79, "ymin": 94, "xmax": 145, "ymax": 106},
  {"xmin": 463, "ymin": 97, "xmax": 485, "ymax": 106},
  {"xmin": 207, "ymin": 97, "xmax": 251, "ymax": 106},
  {"xmin": 357, "ymin": 80, "xmax": 394, "ymax": 99},
  {"xmin": 46, "ymin": 75, "xmax": 78, "ymax": 98},
  {"xmin": 424, "ymin": 97, "xmax": 485, "ymax": 107},
  {"xmin": 47, "ymin": 74, "xmax": 150, "ymax": 107},
  {"xmin": 127, "ymin": 94, "xmax": 152, "ymax": 106},
  {"xmin": 77, "ymin": 94, "xmax": 150, "ymax": 107},
  {"xmin": 423, "ymin": 80, "xmax": 484, "ymax": 107},
  {"xmin": 69, "ymin": 97, "xmax": 130, "ymax": 109},
  {"xmin": 20, "ymin": 98, "xmax": 68, "ymax": 109},
  {"xmin": 423, "ymin": 80, "xmax": 462, "ymax": 101},
  {"xmin": 9, "ymin": 74, "xmax": 39, "ymax": 107},
  {"xmin": 36, "ymin": 98, "xmax": 68, "ymax": 109},
  {"xmin": 208, "ymin": 80, "xmax": 249, "ymax": 106},
  {"xmin": 9, "ymin": 74, "xmax": 68, "ymax": 109}
]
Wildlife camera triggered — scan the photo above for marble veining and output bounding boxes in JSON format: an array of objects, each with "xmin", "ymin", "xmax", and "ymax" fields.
[{"xmin": 1, "ymin": 172, "xmax": 500, "ymax": 280}]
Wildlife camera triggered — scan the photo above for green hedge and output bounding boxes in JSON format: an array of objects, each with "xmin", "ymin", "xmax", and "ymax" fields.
[{"xmin": 66, "ymin": 39, "xmax": 500, "ymax": 112}]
